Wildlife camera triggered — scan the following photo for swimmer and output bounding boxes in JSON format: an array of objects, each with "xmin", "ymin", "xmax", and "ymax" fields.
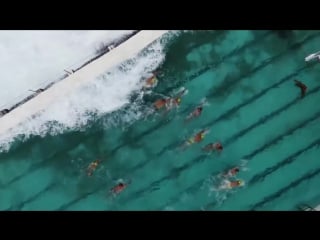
[
  {"xmin": 222, "ymin": 167, "xmax": 240, "ymax": 178},
  {"xmin": 110, "ymin": 180, "xmax": 131, "ymax": 196},
  {"xmin": 218, "ymin": 179, "xmax": 244, "ymax": 190},
  {"xmin": 165, "ymin": 87, "xmax": 188, "ymax": 110},
  {"xmin": 165, "ymin": 96, "xmax": 182, "ymax": 110},
  {"xmin": 87, "ymin": 160, "xmax": 101, "ymax": 177},
  {"xmin": 202, "ymin": 142, "xmax": 223, "ymax": 152},
  {"xmin": 181, "ymin": 129, "xmax": 209, "ymax": 149},
  {"xmin": 153, "ymin": 97, "xmax": 180, "ymax": 114},
  {"xmin": 294, "ymin": 80, "xmax": 307, "ymax": 98},
  {"xmin": 154, "ymin": 98, "xmax": 168, "ymax": 110},
  {"xmin": 144, "ymin": 73, "xmax": 159, "ymax": 89},
  {"xmin": 153, "ymin": 88, "xmax": 187, "ymax": 111},
  {"xmin": 185, "ymin": 106, "xmax": 203, "ymax": 122}
]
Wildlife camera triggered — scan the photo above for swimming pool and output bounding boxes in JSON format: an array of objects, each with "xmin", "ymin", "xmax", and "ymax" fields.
[{"xmin": 1, "ymin": 30, "xmax": 320, "ymax": 210}]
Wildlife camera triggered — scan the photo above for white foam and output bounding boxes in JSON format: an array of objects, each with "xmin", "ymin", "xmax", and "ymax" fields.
[
  {"xmin": 0, "ymin": 31, "xmax": 174, "ymax": 152},
  {"xmin": 0, "ymin": 30, "xmax": 135, "ymax": 109}
]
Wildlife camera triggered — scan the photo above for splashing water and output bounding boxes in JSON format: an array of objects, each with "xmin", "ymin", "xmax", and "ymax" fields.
[{"xmin": 0, "ymin": 32, "xmax": 177, "ymax": 152}]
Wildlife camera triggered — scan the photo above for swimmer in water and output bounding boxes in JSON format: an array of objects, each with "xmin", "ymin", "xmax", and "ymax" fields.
[
  {"xmin": 181, "ymin": 129, "xmax": 209, "ymax": 149},
  {"xmin": 153, "ymin": 87, "xmax": 187, "ymax": 111},
  {"xmin": 110, "ymin": 180, "xmax": 131, "ymax": 196},
  {"xmin": 165, "ymin": 96, "xmax": 182, "ymax": 110},
  {"xmin": 222, "ymin": 167, "xmax": 240, "ymax": 178},
  {"xmin": 202, "ymin": 142, "xmax": 223, "ymax": 152},
  {"xmin": 294, "ymin": 80, "xmax": 307, "ymax": 98},
  {"xmin": 87, "ymin": 160, "xmax": 101, "ymax": 177},
  {"xmin": 185, "ymin": 106, "xmax": 203, "ymax": 122},
  {"xmin": 144, "ymin": 73, "xmax": 158, "ymax": 89},
  {"xmin": 154, "ymin": 98, "xmax": 168, "ymax": 110},
  {"xmin": 218, "ymin": 179, "xmax": 244, "ymax": 190},
  {"xmin": 185, "ymin": 99, "xmax": 207, "ymax": 122},
  {"xmin": 166, "ymin": 87, "xmax": 187, "ymax": 109}
]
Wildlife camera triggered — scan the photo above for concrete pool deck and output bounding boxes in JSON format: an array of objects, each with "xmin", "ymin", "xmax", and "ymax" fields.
[{"xmin": 0, "ymin": 30, "xmax": 168, "ymax": 137}]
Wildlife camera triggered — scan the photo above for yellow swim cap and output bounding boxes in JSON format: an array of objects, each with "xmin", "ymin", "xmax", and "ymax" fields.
[
  {"xmin": 200, "ymin": 133, "xmax": 205, "ymax": 139},
  {"xmin": 237, "ymin": 180, "xmax": 243, "ymax": 185},
  {"xmin": 151, "ymin": 77, "xmax": 156, "ymax": 83}
]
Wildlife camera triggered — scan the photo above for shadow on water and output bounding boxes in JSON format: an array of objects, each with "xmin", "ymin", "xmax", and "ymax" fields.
[
  {"xmin": 210, "ymin": 58, "xmax": 253, "ymax": 101},
  {"xmin": 156, "ymin": 30, "xmax": 229, "ymax": 93},
  {"xmin": 0, "ymin": 130, "xmax": 85, "ymax": 164}
]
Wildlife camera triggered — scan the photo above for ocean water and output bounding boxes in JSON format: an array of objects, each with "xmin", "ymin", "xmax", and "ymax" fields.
[{"xmin": 1, "ymin": 30, "xmax": 320, "ymax": 210}]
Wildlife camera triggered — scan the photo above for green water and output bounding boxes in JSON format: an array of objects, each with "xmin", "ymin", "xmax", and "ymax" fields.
[{"xmin": 1, "ymin": 30, "xmax": 320, "ymax": 210}]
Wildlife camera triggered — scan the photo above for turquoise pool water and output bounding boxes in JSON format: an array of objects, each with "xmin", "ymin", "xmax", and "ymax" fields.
[{"xmin": 1, "ymin": 30, "xmax": 320, "ymax": 210}]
